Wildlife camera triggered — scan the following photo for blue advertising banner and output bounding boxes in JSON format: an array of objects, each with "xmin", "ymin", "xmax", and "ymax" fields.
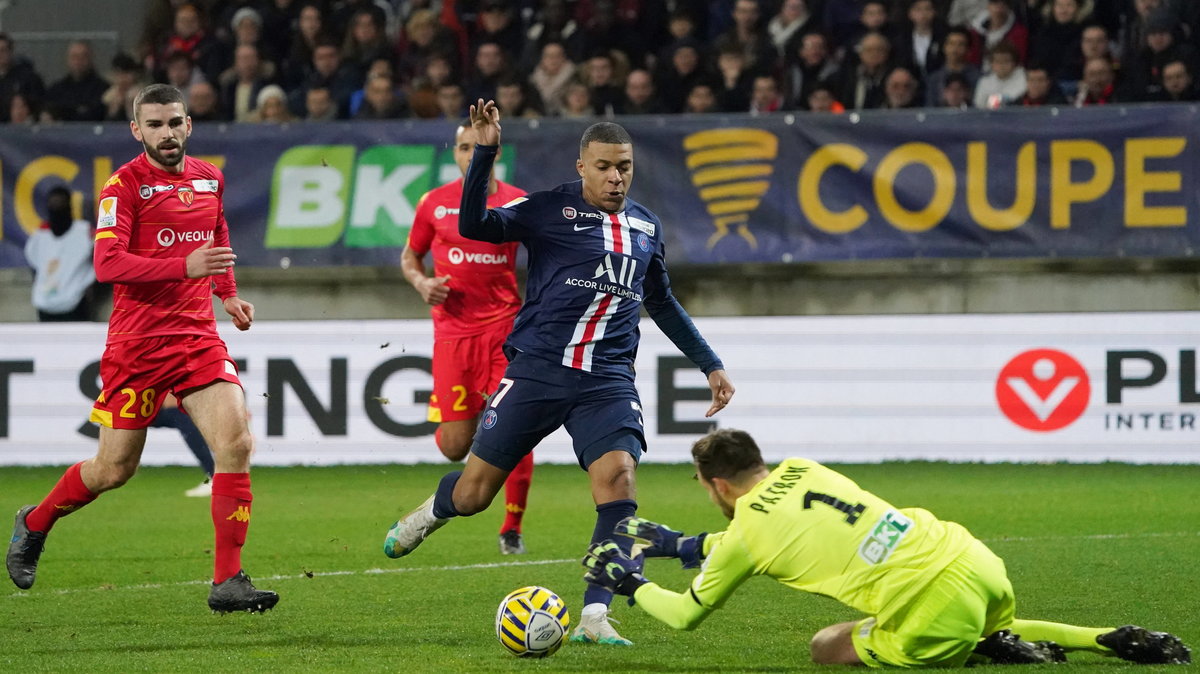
[{"xmin": 0, "ymin": 105, "xmax": 1197, "ymax": 268}]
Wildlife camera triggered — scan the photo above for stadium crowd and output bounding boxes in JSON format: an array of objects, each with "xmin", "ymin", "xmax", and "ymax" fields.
[{"xmin": 0, "ymin": 0, "xmax": 1197, "ymax": 124}]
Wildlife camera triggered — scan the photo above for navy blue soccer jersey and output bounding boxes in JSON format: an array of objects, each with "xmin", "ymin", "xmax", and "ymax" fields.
[{"xmin": 459, "ymin": 144, "xmax": 723, "ymax": 378}]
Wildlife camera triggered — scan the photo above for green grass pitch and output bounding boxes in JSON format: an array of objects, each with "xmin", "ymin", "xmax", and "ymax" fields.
[{"xmin": 2, "ymin": 462, "xmax": 1197, "ymax": 672}]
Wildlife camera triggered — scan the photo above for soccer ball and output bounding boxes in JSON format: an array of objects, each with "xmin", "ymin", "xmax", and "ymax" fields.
[{"xmin": 495, "ymin": 586, "xmax": 570, "ymax": 658}]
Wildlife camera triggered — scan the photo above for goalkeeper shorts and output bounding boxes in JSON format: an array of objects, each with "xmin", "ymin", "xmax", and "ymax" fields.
[{"xmin": 851, "ymin": 538, "xmax": 1016, "ymax": 668}]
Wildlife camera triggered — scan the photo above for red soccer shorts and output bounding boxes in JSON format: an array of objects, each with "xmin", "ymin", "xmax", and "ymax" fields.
[
  {"xmin": 90, "ymin": 334, "xmax": 241, "ymax": 430},
  {"xmin": 428, "ymin": 322, "xmax": 511, "ymax": 424}
]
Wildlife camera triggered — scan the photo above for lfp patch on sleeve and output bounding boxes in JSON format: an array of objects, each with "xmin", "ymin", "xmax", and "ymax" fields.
[{"xmin": 97, "ymin": 197, "xmax": 118, "ymax": 228}]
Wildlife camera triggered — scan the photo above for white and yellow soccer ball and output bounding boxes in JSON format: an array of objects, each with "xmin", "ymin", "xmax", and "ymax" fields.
[{"xmin": 495, "ymin": 586, "xmax": 570, "ymax": 658}]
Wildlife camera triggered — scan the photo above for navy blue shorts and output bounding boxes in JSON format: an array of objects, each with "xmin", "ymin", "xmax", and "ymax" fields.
[{"xmin": 469, "ymin": 353, "xmax": 646, "ymax": 472}]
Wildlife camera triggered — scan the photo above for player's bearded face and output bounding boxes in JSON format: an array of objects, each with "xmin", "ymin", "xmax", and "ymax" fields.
[
  {"xmin": 133, "ymin": 102, "xmax": 191, "ymax": 169},
  {"xmin": 577, "ymin": 142, "xmax": 633, "ymax": 213}
]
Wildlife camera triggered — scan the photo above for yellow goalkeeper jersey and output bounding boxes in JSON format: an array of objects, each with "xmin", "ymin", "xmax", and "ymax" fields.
[{"xmin": 635, "ymin": 458, "xmax": 977, "ymax": 630}]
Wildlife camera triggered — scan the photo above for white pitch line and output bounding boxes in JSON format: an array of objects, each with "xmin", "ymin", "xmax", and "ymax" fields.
[{"xmin": 6, "ymin": 531, "xmax": 1198, "ymax": 600}]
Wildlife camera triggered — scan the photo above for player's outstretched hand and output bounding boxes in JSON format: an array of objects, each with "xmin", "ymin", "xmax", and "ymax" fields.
[
  {"xmin": 223, "ymin": 296, "xmax": 254, "ymax": 331},
  {"xmin": 468, "ymin": 98, "xmax": 501, "ymax": 146},
  {"xmin": 705, "ymin": 369, "xmax": 735, "ymax": 417},
  {"xmin": 185, "ymin": 239, "xmax": 236, "ymax": 279},
  {"xmin": 615, "ymin": 517, "xmax": 708, "ymax": 569},
  {"xmin": 582, "ymin": 541, "xmax": 648, "ymax": 597},
  {"xmin": 417, "ymin": 275, "xmax": 451, "ymax": 305}
]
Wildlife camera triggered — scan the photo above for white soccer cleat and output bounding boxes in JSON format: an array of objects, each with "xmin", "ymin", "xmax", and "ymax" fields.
[
  {"xmin": 569, "ymin": 608, "xmax": 633, "ymax": 646},
  {"xmin": 185, "ymin": 479, "xmax": 212, "ymax": 498},
  {"xmin": 383, "ymin": 495, "xmax": 448, "ymax": 558}
]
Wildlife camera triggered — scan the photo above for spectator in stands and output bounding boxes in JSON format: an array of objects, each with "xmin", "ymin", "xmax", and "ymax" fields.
[
  {"xmin": 656, "ymin": 38, "xmax": 706, "ymax": 113},
  {"xmin": 289, "ymin": 39, "xmax": 362, "ymax": 117},
  {"xmin": 45, "ymin": 41, "xmax": 109, "ymax": 121},
  {"xmin": 520, "ymin": 0, "xmax": 582, "ymax": 73},
  {"xmin": 749, "ymin": 73, "xmax": 784, "ymax": 114},
  {"xmin": 355, "ymin": 73, "xmax": 409, "ymax": 119},
  {"xmin": 530, "ymin": 41, "xmax": 577, "ymax": 116},
  {"xmin": 939, "ymin": 71, "xmax": 973, "ymax": 107},
  {"xmin": 464, "ymin": 41, "xmax": 510, "ymax": 104},
  {"xmin": 102, "ymin": 53, "xmax": 146, "ymax": 122},
  {"xmin": 472, "ymin": 0, "xmax": 525, "ymax": 65},
  {"xmin": 847, "ymin": 0, "xmax": 893, "ymax": 52},
  {"xmin": 881, "ymin": 66, "xmax": 922, "ymax": 108},
  {"xmin": 1017, "ymin": 62, "xmax": 1068, "ymax": 104},
  {"xmin": 974, "ymin": 41, "xmax": 1026, "ymax": 107},
  {"xmin": 619, "ymin": 67, "xmax": 666, "ymax": 114},
  {"xmin": 24, "ymin": 186, "xmax": 96, "ymax": 322},
  {"xmin": 348, "ymin": 58, "xmax": 394, "ymax": 116},
  {"xmin": 576, "ymin": 0, "xmax": 650, "ymax": 69},
  {"xmin": 283, "ymin": 2, "xmax": 325, "ymax": 89},
  {"xmin": 806, "ymin": 80, "xmax": 844, "ymax": 112},
  {"xmin": 925, "ymin": 27, "xmax": 980, "ymax": 106},
  {"xmin": 1120, "ymin": 0, "xmax": 1169, "ymax": 70},
  {"xmin": 406, "ymin": 53, "xmax": 456, "ymax": 118},
  {"xmin": 398, "ymin": 9, "xmax": 459, "ymax": 86},
  {"xmin": 156, "ymin": 3, "xmax": 222, "ymax": 84},
  {"xmin": 227, "ymin": 7, "xmax": 267, "ymax": 60},
  {"xmin": 1074, "ymin": 55, "xmax": 1119, "ymax": 104},
  {"xmin": 558, "ymin": 80, "xmax": 595, "ymax": 118},
  {"xmin": 435, "ymin": 82, "xmax": 467, "ymax": 119},
  {"xmin": 188, "ymin": 81, "xmax": 224, "ymax": 121},
  {"xmin": 9, "ymin": 92, "xmax": 38, "ymax": 124},
  {"xmin": 1157, "ymin": 59, "xmax": 1199, "ymax": 101},
  {"xmin": 666, "ymin": 7, "xmax": 700, "ymax": 44},
  {"xmin": 247, "ymin": 83, "xmax": 294, "ymax": 122},
  {"xmin": 329, "ymin": 0, "xmax": 389, "ymax": 47},
  {"xmin": 582, "ymin": 50, "xmax": 624, "ymax": 116},
  {"xmin": 782, "ymin": 32, "xmax": 840, "ymax": 109},
  {"xmin": 1030, "ymin": 0, "xmax": 1090, "ymax": 85},
  {"xmin": 496, "ymin": 76, "xmax": 545, "ymax": 118},
  {"xmin": 0, "ymin": 33, "xmax": 44, "ymax": 123},
  {"xmin": 163, "ymin": 51, "xmax": 206, "ymax": 97},
  {"xmin": 343, "ymin": 8, "xmax": 394, "ymax": 80},
  {"xmin": 684, "ymin": 81, "xmax": 721, "ymax": 113},
  {"xmin": 303, "ymin": 85, "xmax": 338, "ymax": 120},
  {"xmin": 1124, "ymin": 11, "xmax": 1198, "ymax": 101},
  {"xmin": 948, "ymin": 0, "xmax": 990, "ymax": 27},
  {"xmin": 823, "ymin": 0, "xmax": 864, "ymax": 49},
  {"xmin": 836, "ymin": 31, "xmax": 891, "ymax": 110},
  {"xmin": 259, "ymin": 0, "xmax": 299, "ymax": 69},
  {"xmin": 968, "ymin": 0, "xmax": 1028, "ymax": 69},
  {"xmin": 895, "ymin": 0, "xmax": 946, "ymax": 80},
  {"xmin": 715, "ymin": 0, "xmax": 778, "ymax": 75},
  {"xmin": 767, "ymin": 0, "xmax": 817, "ymax": 57},
  {"xmin": 219, "ymin": 44, "xmax": 274, "ymax": 122},
  {"xmin": 716, "ymin": 46, "xmax": 755, "ymax": 113}
]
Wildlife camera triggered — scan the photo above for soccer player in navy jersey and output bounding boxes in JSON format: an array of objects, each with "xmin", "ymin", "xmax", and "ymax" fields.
[{"xmin": 384, "ymin": 99, "xmax": 735, "ymax": 645}]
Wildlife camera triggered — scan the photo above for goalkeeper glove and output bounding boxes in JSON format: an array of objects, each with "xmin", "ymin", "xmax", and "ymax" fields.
[
  {"xmin": 615, "ymin": 516, "xmax": 708, "ymax": 569},
  {"xmin": 582, "ymin": 541, "xmax": 648, "ymax": 598}
]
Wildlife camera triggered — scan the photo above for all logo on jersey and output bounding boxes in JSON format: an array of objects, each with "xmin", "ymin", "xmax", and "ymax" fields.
[
  {"xmin": 139, "ymin": 184, "xmax": 175, "ymax": 199},
  {"xmin": 97, "ymin": 197, "xmax": 117, "ymax": 228},
  {"xmin": 593, "ymin": 253, "xmax": 637, "ymax": 288},
  {"xmin": 562, "ymin": 206, "xmax": 577, "ymax": 219},
  {"xmin": 995, "ymin": 349, "xmax": 1090, "ymax": 431},
  {"xmin": 177, "ymin": 186, "xmax": 194, "ymax": 206}
]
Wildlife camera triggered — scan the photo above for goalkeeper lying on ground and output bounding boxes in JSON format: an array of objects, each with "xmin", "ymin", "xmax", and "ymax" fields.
[{"xmin": 582, "ymin": 428, "xmax": 1191, "ymax": 668}]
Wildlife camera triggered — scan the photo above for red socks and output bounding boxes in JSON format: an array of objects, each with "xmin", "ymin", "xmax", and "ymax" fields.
[
  {"xmin": 26, "ymin": 462, "xmax": 97, "ymax": 533},
  {"xmin": 211, "ymin": 473, "xmax": 252, "ymax": 584},
  {"xmin": 500, "ymin": 452, "xmax": 534, "ymax": 534}
]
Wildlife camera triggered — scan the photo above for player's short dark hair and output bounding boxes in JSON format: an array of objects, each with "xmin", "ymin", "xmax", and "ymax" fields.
[
  {"xmin": 133, "ymin": 84, "xmax": 187, "ymax": 119},
  {"xmin": 692, "ymin": 429, "xmax": 766, "ymax": 482},
  {"xmin": 579, "ymin": 122, "xmax": 632, "ymax": 153}
]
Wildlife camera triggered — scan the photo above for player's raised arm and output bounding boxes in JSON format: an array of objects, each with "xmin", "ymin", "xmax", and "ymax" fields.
[{"xmin": 458, "ymin": 99, "xmax": 507, "ymax": 243}]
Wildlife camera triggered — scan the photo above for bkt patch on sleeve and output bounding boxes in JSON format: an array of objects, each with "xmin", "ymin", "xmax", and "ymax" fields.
[
  {"xmin": 97, "ymin": 197, "xmax": 118, "ymax": 228},
  {"xmin": 192, "ymin": 179, "xmax": 219, "ymax": 192}
]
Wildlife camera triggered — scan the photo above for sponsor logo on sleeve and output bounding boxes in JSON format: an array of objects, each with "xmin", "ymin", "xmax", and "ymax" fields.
[
  {"xmin": 562, "ymin": 206, "xmax": 577, "ymax": 219},
  {"xmin": 192, "ymin": 179, "xmax": 219, "ymax": 192},
  {"xmin": 97, "ymin": 197, "xmax": 118, "ymax": 228},
  {"xmin": 627, "ymin": 216, "xmax": 656, "ymax": 236},
  {"xmin": 103, "ymin": 175, "xmax": 122, "ymax": 188}
]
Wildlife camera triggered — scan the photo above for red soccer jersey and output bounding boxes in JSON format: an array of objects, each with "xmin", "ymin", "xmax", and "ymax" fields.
[
  {"xmin": 408, "ymin": 178, "xmax": 524, "ymax": 337},
  {"xmin": 94, "ymin": 154, "xmax": 236, "ymax": 345}
]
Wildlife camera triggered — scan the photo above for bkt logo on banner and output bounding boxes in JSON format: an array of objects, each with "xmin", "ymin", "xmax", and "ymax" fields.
[{"xmin": 995, "ymin": 349, "xmax": 1091, "ymax": 431}]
